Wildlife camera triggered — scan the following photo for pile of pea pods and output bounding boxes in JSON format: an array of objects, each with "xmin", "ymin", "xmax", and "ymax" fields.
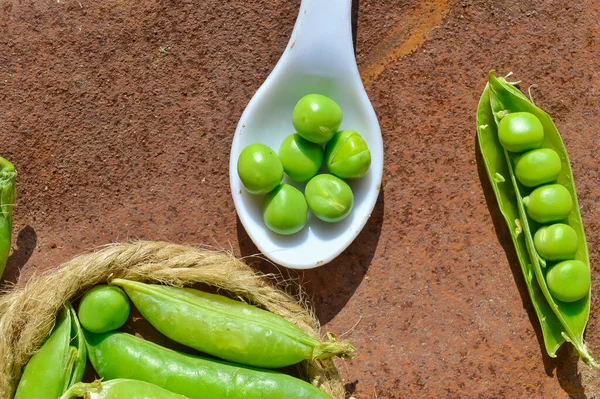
[
  {"xmin": 237, "ymin": 93, "xmax": 372, "ymax": 235},
  {"xmin": 477, "ymin": 71, "xmax": 598, "ymax": 367},
  {"xmin": 14, "ymin": 280, "xmax": 354, "ymax": 398}
]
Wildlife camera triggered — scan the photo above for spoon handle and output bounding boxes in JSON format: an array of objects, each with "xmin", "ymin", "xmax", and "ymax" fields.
[{"xmin": 282, "ymin": 0, "xmax": 355, "ymax": 75}]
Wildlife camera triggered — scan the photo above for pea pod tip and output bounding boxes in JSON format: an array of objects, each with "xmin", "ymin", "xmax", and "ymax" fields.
[{"xmin": 313, "ymin": 332, "xmax": 356, "ymax": 361}]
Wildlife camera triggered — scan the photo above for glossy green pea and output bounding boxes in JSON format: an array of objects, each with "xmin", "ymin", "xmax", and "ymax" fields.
[
  {"xmin": 498, "ymin": 111, "xmax": 544, "ymax": 152},
  {"xmin": 15, "ymin": 304, "xmax": 86, "ymax": 399},
  {"xmin": 263, "ymin": 184, "xmax": 308, "ymax": 235},
  {"xmin": 546, "ymin": 260, "xmax": 590, "ymax": 303},
  {"xmin": 534, "ymin": 223, "xmax": 578, "ymax": 261},
  {"xmin": 522, "ymin": 184, "xmax": 573, "ymax": 224},
  {"xmin": 60, "ymin": 379, "xmax": 190, "ymax": 399},
  {"xmin": 515, "ymin": 148, "xmax": 562, "ymax": 187},
  {"xmin": 111, "ymin": 279, "xmax": 353, "ymax": 368},
  {"xmin": 305, "ymin": 174, "xmax": 354, "ymax": 223},
  {"xmin": 292, "ymin": 94, "xmax": 342, "ymax": 144},
  {"xmin": 237, "ymin": 144, "xmax": 284, "ymax": 194},
  {"xmin": 85, "ymin": 330, "xmax": 334, "ymax": 399},
  {"xmin": 325, "ymin": 130, "xmax": 371, "ymax": 179},
  {"xmin": 78, "ymin": 285, "xmax": 130, "ymax": 333},
  {"xmin": 278, "ymin": 133, "xmax": 324, "ymax": 182}
]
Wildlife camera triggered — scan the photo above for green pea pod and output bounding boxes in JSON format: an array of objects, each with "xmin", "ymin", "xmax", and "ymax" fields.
[
  {"xmin": 477, "ymin": 70, "xmax": 598, "ymax": 367},
  {"xmin": 111, "ymin": 279, "xmax": 354, "ymax": 368},
  {"xmin": 0, "ymin": 157, "xmax": 16, "ymax": 278},
  {"xmin": 85, "ymin": 330, "xmax": 333, "ymax": 399},
  {"xmin": 60, "ymin": 379, "xmax": 191, "ymax": 399},
  {"xmin": 15, "ymin": 303, "xmax": 87, "ymax": 398}
]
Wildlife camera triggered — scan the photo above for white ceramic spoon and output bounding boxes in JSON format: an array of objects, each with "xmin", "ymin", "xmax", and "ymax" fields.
[{"xmin": 229, "ymin": 0, "xmax": 383, "ymax": 269}]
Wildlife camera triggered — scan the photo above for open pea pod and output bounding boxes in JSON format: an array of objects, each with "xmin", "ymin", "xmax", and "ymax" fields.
[
  {"xmin": 477, "ymin": 83, "xmax": 566, "ymax": 357},
  {"xmin": 14, "ymin": 303, "xmax": 87, "ymax": 398},
  {"xmin": 477, "ymin": 70, "xmax": 598, "ymax": 367}
]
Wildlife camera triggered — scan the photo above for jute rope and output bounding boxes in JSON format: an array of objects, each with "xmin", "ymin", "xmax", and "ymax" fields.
[{"xmin": 0, "ymin": 241, "xmax": 345, "ymax": 398}]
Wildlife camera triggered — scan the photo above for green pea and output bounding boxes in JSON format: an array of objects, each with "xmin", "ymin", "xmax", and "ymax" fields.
[
  {"xmin": 78, "ymin": 285, "xmax": 130, "ymax": 333},
  {"xmin": 546, "ymin": 260, "xmax": 590, "ymax": 303},
  {"xmin": 325, "ymin": 130, "xmax": 371, "ymax": 179},
  {"xmin": 111, "ymin": 279, "xmax": 354, "ymax": 368},
  {"xmin": 515, "ymin": 148, "xmax": 562, "ymax": 187},
  {"xmin": 85, "ymin": 331, "xmax": 334, "ymax": 399},
  {"xmin": 60, "ymin": 379, "xmax": 190, "ymax": 399},
  {"xmin": 498, "ymin": 112, "xmax": 544, "ymax": 152},
  {"xmin": 534, "ymin": 223, "xmax": 578, "ymax": 261},
  {"xmin": 292, "ymin": 94, "xmax": 342, "ymax": 144},
  {"xmin": 263, "ymin": 184, "xmax": 308, "ymax": 235},
  {"xmin": 278, "ymin": 133, "xmax": 323, "ymax": 182},
  {"xmin": 305, "ymin": 174, "xmax": 353, "ymax": 223},
  {"xmin": 237, "ymin": 144, "xmax": 284, "ymax": 194},
  {"xmin": 522, "ymin": 184, "xmax": 573, "ymax": 224}
]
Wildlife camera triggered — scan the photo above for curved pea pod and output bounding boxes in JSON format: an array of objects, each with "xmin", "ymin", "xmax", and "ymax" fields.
[
  {"xmin": 85, "ymin": 330, "xmax": 334, "ymax": 399},
  {"xmin": 111, "ymin": 278, "xmax": 354, "ymax": 368},
  {"xmin": 60, "ymin": 379, "xmax": 192, "ymax": 399},
  {"xmin": 15, "ymin": 303, "xmax": 87, "ymax": 398},
  {"xmin": 477, "ymin": 70, "xmax": 598, "ymax": 367},
  {"xmin": 0, "ymin": 157, "xmax": 16, "ymax": 278}
]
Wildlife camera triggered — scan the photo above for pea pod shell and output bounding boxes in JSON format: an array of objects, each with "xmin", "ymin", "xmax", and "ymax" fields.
[
  {"xmin": 67, "ymin": 303, "xmax": 87, "ymax": 387},
  {"xmin": 477, "ymin": 84, "xmax": 565, "ymax": 357},
  {"xmin": 111, "ymin": 279, "xmax": 354, "ymax": 368},
  {"xmin": 60, "ymin": 379, "xmax": 191, "ymax": 399},
  {"xmin": 486, "ymin": 71, "xmax": 597, "ymax": 367},
  {"xmin": 85, "ymin": 330, "xmax": 333, "ymax": 399},
  {"xmin": 15, "ymin": 303, "xmax": 86, "ymax": 398},
  {"xmin": 0, "ymin": 157, "xmax": 16, "ymax": 278}
]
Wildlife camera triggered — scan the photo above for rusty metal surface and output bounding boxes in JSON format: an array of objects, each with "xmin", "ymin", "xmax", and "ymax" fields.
[{"xmin": 2, "ymin": 0, "xmax": 600, "ymax": 397}]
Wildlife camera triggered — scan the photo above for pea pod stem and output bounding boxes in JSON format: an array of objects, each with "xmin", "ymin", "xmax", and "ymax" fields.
[{"xmin": 0, "ymin": 157, "xmax": 16, "ymax": 278}]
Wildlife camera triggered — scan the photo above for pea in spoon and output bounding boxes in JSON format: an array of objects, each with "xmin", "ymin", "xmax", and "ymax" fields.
[{"xmin": 229, "ymin": 0, "xmax": 383, "ymax": 269}]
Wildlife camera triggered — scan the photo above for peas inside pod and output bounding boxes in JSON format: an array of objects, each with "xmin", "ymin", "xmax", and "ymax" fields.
[
  {"xmin": 236, "ymin": 94, "xmax": 371, "ymax": 236},
  {"xmin": 514, "ymin": 148, "xmax": 562, "ymax": 187},
  {"xmin": 522, "ymin": 184, "xmax": 573, "ymax": 224},
  {"xmin": 534, "ymin": 223, "xmax": 578, "ymax": 261},
  {"xmin": 478, "ymin": 72, "xmax": 597, "ymax": 366},
  {"xmin": 498, "ymin": 111, "xmax": 544, "ymax": 153},
  {"xmin": 546, "ymin": 260, "xmax": 590, "ymax": 303}
]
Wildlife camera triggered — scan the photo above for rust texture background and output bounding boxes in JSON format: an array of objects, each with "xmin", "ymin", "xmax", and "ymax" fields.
[{"xmin": 2, "ymin": 0, "xmax": 600, "ymax": 397}]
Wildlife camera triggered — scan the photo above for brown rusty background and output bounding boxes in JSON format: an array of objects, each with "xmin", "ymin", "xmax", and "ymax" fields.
[{"xmin": 2, "ymin": 0, "xmax": 600, "ymax": 397}]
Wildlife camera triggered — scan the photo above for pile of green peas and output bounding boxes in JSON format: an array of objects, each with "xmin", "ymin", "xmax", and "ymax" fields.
[
  {"xmin": 498, "ymin": 112, "xmax": 590, "ymax": 303},
  {"xmin": 237, "ymin": 94, "xmax": 372, "ymax": 235}
]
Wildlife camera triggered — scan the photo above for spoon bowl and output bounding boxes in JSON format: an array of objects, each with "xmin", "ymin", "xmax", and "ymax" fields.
[{"xmin": 230, "ymin": 0, "xmax": 383, "ymax": 269}]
